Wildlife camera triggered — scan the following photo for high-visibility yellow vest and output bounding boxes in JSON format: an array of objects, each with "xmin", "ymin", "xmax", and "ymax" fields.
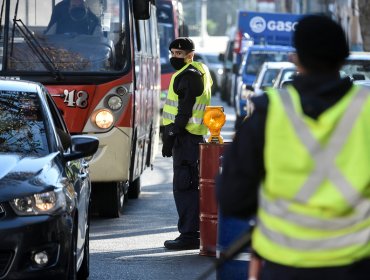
[
  {"xmin": 162, "ymin": 61, "xmax": 212, "ymax": 135},
  {"xmin": 253, "ymin": 85, "xmax": 370, "ymax": 267}
]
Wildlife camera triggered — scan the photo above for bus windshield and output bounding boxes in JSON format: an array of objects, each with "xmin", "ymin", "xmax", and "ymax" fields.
[{"xmin": 0, "ymin": 0, "xmax": 129, "ymax": 74}]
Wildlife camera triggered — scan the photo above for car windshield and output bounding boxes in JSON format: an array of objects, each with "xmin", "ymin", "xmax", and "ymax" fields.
[
  {"xmin": 0, "ymin": 0, "xmax": 128, "ymax": 74},
  {"xmin": 261, "ymin": 69, "xmax": 280, "ymax": 87},
  {"xmin": 281, "ymin": 69, "xmax": 297, "ymax": 81},
  {"xmin": 341, "ymin": 57, "xmax": 370, "ymax": 80},
  {"xmin": 245, "ymin": 51, "xmax": 291, "ymax": 75},
  {"xmin": 0, "ymin": 91, "xmax": 48, "ymax": 156}
]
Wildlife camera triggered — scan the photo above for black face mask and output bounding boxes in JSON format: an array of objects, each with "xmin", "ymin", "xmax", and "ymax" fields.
[{"xmin": 170, "ymin": 57, "xmax": 186, "ymax": 70}]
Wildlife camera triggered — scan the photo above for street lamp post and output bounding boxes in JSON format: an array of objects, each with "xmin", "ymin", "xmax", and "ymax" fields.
[{"xmin": 200, "ymin": 0, "xmax": 207, "ymax": 48}]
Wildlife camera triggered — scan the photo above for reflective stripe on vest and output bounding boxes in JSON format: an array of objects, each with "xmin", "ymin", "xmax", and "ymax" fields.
[
  {"xmin": 162, "ymin": 61, "xmax": 212, "ymax": 135},
  {"xmin": 253, "ymin": 86, "xmax": 370, "ymax": 267}
]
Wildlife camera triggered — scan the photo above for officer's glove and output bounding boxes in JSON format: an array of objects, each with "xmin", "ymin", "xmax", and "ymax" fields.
[
  {"xmin": 162, "ymin": 134, "xmax": 175, "ymax": 157},
  {"xmin": 161, "ymin": 124, "xmax": 179, "ymax": 157}
]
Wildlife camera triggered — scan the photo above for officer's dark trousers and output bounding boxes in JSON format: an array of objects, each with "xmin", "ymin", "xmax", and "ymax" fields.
[
  {"xmin": 172, "ymin": 132, "xmax": 204, "ymax": 239},
  {"xmin": 261, "ymin": 258, "xmax": 370, "ymax": 280}
]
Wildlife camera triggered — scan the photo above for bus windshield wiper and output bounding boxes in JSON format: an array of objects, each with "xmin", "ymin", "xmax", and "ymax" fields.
[{"xmin": 10, "ymin": 1, "xmax": 63, "ymax": 80}]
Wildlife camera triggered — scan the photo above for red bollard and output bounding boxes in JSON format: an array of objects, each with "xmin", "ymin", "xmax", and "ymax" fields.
[{"xmin": 199, "ymin": 142, "xmax": 226, "ymax": 257}]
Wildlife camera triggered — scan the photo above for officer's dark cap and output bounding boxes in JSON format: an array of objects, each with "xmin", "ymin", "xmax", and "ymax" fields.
[
  {"xmin": 169, "ymin": 37, "xmax": 195, "ymax": 51},
  {"xmin": 293, "ymin": 14, "xmax": 349, "ymax": 71}
]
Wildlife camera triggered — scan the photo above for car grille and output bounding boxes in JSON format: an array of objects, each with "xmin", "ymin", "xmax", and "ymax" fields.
[{"xmin": 0, "ymin": 251, "xmax": 13, "ymax": 278}]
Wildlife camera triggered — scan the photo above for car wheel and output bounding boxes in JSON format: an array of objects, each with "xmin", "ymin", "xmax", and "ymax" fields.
[
  {"xmin": 77, "ymin": 212, "xmax": 90, "ymax": 279},
  {"xmin": 99, "ymin": 182, "xmax": 125, "ymax": 218},
  {"xmin": 128, "ymin": 177, "xmax": 141, "ymax": 199}
]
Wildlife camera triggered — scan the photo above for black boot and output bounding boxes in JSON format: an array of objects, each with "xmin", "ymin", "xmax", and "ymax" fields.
[{"xmin": 164, "ymin": 236, "xmax": 200, "ymax": 250}]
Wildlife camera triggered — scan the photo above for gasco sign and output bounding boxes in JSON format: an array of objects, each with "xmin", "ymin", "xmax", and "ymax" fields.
[
  {"xmin": 238, "ymin": 12, "xmax": 301, "ymax": 46},
  {"xmin": 249, "ymin": 16, "xmax": 298, "ymax": 33}
]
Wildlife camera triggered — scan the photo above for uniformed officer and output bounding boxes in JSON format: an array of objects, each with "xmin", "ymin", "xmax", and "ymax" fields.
[
  {"xmin": 217, "ymin": 15, "xmax": 370, "ymax": 279},
  {"xmin": 162, "ymin": 37, "xmax": 212, "ymax": 250}
]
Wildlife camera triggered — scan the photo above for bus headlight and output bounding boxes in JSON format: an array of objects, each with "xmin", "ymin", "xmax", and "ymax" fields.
[
  {"xmin": 107, "ymin": 95, "xmax": 123, "ymax": 110},
  {"xmin": 93, "ymin": 109, "xmax": 114, "ymax": 129}
]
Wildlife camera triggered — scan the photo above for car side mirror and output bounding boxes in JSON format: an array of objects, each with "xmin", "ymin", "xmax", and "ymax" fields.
[
  {"xmin": 232, "ymin": 64, "xmax": 239, "ymax": 74},
  {"xmin": 64, "ymin": 135, "xmax": 99, "ymax": 161}
]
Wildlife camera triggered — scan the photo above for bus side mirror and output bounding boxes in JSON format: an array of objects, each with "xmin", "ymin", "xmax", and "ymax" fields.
[{"xmin": 133, "ymin": 0, "xmax": 151, "ymax": 20}]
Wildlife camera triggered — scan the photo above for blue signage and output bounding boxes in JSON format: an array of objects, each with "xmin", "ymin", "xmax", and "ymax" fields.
[{"xmin": 238, "ymin": 11, "xmax": 302, "ymax": 46}]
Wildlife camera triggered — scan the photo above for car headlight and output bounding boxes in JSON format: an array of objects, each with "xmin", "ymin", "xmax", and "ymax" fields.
[
  {"xmin": 93, "ymin": 109, "xmax": 114, "ymax": 129},
  {"xmin": 10, "ymin": 189, "xmax": 66, "ymax": 216}
]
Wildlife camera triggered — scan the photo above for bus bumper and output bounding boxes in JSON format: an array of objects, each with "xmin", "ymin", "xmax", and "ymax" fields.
[{"xmin": 88, "ymin": 127, "xmax": 132, "ymax": 182}]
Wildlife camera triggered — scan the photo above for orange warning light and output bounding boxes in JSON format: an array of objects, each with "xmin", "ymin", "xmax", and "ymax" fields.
[{"xmin": 203, "ymin": 106, "xmax": 226, "ymax": 144}]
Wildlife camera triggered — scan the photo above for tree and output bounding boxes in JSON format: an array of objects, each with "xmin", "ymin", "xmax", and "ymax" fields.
[{"xmin": 358, "ymin": 0, "xmax": 370, "ymax": 51}]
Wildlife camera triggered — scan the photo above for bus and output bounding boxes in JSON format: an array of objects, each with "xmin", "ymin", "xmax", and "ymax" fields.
[
  {"xmin": 156, "ymin": 0, "xmax": 186, "ymax": 130},
  {"xmin": 0, "ymin": 0, "xmax": 161, "ymax": 218}
]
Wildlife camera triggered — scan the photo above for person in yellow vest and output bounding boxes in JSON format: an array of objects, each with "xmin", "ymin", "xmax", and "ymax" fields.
[
  {"xmin": 217, "ymin": 14, "xmax": 370, "ymax": 279},
  {"xmin": 162, "ymin": 37, "xmax": 212, "ymax": 250}
]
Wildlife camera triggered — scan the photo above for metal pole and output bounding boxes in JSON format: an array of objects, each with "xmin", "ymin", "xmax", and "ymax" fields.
[{"xmin": 200, "ymin": 0, "xmax": 207, "ymax": 48}]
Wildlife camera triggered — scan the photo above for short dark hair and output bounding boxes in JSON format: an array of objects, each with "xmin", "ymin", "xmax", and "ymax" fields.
[{"xmin": 293, "ymin": 14, "xmax": 349, "ymax": 73}]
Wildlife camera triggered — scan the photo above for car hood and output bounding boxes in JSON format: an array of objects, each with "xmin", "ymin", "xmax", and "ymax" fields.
[{"xmin": 0, "ymin": 152, "xmax": 59, "ymax": 202}]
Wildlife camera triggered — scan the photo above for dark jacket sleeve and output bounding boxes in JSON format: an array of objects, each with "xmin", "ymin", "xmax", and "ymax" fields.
[
  {"xmin": 173, "ymin": 67, "xmax": 204, "ymax": 130},
  {"xmin": 45, "ymin": 2, "xmax": 65, "ymax": 33},
  {"xmin": 216, "ymin": 95, "xmax": 267, "ymax": 219}
]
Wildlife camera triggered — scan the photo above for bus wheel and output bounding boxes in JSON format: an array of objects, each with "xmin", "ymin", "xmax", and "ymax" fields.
[
  {"xmin": 99, "ymin": 182, "xmax": 125, "ymax": 218},
  {"xmin": 128, "ymin": 177, "xmax": 141, "ymax": 199}
]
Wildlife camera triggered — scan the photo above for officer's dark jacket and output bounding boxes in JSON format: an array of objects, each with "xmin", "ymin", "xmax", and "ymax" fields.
[{"xmin": 216, "ymin": 74, "xmax": 353, "ymax": 219}]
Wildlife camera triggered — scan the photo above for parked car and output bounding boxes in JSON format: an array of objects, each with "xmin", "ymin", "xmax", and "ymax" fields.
[
  {"xmin": 341, "ymin": 52, "xmax": 370, "ymax": 81},
  {"xmin": 234, "ymin": 45, "xmax": 295, "ymax": 129},
  {"xmin": 252, "ymin": 61, "xmax": 296, "ymax": 96},
  {"xmin": 272, "ymin": 63, "xmax": 298, "ymax": 89},
  {"xmin": 0, "ymin": 80, "xmax": 98, "ymax": 279},
  {"xmin": 194, "ymin": 51, "xmax": 224, "ymax": 95}
]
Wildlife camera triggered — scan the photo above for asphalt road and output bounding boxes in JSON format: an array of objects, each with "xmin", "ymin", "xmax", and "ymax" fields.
[{"xmin": 89, "ymin": 94, "xmax": 235, "ymax": 280}]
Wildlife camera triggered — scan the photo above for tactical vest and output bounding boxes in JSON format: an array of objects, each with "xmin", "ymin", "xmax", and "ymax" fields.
[
  {"xmin": 162, "ymin": 61, "xmax": 212, "ymax": 135},
  {"xmin": 253, "ymin": 86, "xmax": 370, "ymax": 267}
]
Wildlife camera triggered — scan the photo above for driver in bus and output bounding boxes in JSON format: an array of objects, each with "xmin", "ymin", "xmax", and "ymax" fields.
[{"xmin": 44, "ymin": 0, "xmax": 102, "ymax": 35}]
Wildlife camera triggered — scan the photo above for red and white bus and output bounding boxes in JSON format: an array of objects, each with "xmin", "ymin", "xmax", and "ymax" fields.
[
  {"xmin": 0, "ymin": 0, "xmax": 161, "ymax": 217},
  {"xmin": 156, "ymin": 0, "xmax": 187, "ymax": 129}
]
